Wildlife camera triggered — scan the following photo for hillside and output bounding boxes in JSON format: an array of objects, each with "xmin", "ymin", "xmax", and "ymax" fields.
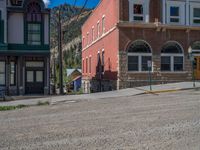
[{"xmin": 50, "ymin": 3, "xmax": 92, "ymax": 69}]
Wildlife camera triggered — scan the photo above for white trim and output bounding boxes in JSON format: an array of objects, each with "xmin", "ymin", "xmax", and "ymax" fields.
[
  {"xmin": 186, "ymin": 0, "xmax": 190, "ymax": 25},
  {"xmin": 166, "ymin": 0, "xmax": 185, "ymax": 25},
  {"xmin": 128, "ymin": 0, "xmax": 150, "ymax": 23},
  {"xmin": 91, "ymin": 27, "xmax": 94, "ymax": 42},
  {"xmin": 161, "ymin": 54, "xmax": 184, "ymax": 72},
  {"xmin": 82, "ymin": 26, "xmax": 117, "ymax": 51},
  {"xmin": 128, "ymin": 53, "xmax": 153, "ymax": 72},
  {"xmin": 102, "ymin": 15, "xmax": 105, "ymax": 34},
  {"xmin": 97, "ymin": 21, "xmax": 100, "ymax": 38},
  {"xmin": 163, "ymin": 0, "xmax": 166, "ymax": 24},
  {"xmin": 190, "ymin": 2, "xmax": 200, "ymax": 26}
]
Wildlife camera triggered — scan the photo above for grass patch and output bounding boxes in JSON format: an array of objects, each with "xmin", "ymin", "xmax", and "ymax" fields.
[
  {"xmin": 37, "ymin": 101, "xmax": 50, "ymax": 106},
  {"xmin": 0, "ymin": 101, "xmax": 50, "ymax": 111},
  {"xmin": 0, "ymin": 105, "xmax": 28, "ymax": 111}
]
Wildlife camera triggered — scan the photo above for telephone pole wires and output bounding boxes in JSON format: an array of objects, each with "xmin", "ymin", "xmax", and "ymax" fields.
[{"xmin": 58, "ymin": 8, "xmax": 64, "ymax": 95}]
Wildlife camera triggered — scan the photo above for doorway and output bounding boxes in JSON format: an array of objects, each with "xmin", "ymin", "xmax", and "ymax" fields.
[
  {"xmin": 25, "ymin": 69, "xmax": 44, "ymax": 94},
  {"xmin": 194, "ymin": 56, "xmax": 200, "ymax": 80}
]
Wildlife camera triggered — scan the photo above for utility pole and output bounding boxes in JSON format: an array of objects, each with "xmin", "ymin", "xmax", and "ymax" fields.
[
  {"xmin": 53, "ymin": 51, "xmax": 56, "ymax": 94},
  {"xmin": 58, "ymin": 8, "xmax": 64, "ymax": 95}
]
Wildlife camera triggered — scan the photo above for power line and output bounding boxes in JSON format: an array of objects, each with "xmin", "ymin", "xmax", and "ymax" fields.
[{"xmin": 76, "ymin": 0, "xmax": 89, "ymax": 21}]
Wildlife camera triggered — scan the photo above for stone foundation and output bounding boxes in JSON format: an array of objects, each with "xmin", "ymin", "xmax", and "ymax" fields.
[{"xmin": 82, "ymin": 78, "xmax": 117, "ymax": 93}]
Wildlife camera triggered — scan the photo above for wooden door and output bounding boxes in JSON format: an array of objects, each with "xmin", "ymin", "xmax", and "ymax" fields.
[{"xmin": 194, "ymin": 57, "xmax": 200, "ymax": 80}]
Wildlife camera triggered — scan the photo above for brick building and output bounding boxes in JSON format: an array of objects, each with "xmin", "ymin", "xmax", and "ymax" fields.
[
  {"xmin": 82, "ymin": 0, "xmax": 200, "ymax": 93},
  {"xmin": 0, "ymin": 0, "xmax": 50, "ymax": 95}
]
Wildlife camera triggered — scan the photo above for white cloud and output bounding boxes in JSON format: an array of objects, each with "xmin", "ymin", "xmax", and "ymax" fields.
[{"xmin": 43, "ymin": 0, "xmax": 50, "ymax": 7}]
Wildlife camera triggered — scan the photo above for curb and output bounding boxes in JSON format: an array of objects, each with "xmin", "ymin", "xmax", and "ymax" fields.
[{"xmin": 144, "ymin": 87, "xmax": 200, "ymax": 94}]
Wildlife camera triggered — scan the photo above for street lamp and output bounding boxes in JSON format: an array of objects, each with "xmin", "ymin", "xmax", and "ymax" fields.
[{"xmin": 188, "ymin": 47, "xmax": 196, "ymax": 88}]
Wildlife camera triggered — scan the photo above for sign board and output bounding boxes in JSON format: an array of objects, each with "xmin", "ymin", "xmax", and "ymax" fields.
[{"xmin": 147, "ymin": 60, "xmax": 152, "ymax": 68}]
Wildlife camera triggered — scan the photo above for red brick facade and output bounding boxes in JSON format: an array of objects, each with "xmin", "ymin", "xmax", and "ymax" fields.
[{"xmin": 82, "ymin": 0, "xmax": 200, "ymax": 93}]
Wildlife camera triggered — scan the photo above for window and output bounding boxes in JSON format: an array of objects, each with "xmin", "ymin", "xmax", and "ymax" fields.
[
  {"xmin": 133, "ymin": 4, "xmax": 144, "ymax": 21},
  {"xmin": 0, "ymin": 61, "xmax": 5, "ymax": 85},
  {"xmin": 170, "ymin": 6, "xmax": 180, "ymax": 23},
  {"xmin": 174, "ymin": 56, "xmax": 183, "ymax": 71},
  {"xmin": 86, "ymin": 33, "xmax": 89, "ymax": 45},
  {"xmin": 166, "ymin": 1, "xmax": 185, "ymax": 25},
  {"xmin": 102, "ymin": 51, "xmax": 105, "ymax": 72},
  {"xmin": 161, "ymin": 56, "xmax": 171, "ymax": 71},
  {"xmin": 128, "ymin": 56, "xmax": 138, "ymax": 71},
  {"xmin": 193, "ymin": 8, "xmax": 200, "ymax": 23},
  {"xmin": 82, "ymin": 59, "xmax": 84, "ymax": 73},
  {"xmin": 0, "ymin": 10, "xmax": 4, "ymax": 44},
  {"xmin": 26, "ymin": 1, "xmax": 42, "ymax": 45},
  {"xmin": 89, "ymin": 56, "xmax": 92, "ymax": 73},
  {"xmin": 82, "ymin": 37, "xmax": 85, "ymax": 47},
  {"xmin": 27, "ymin": 71, "xmax": 34, "ymax": 82},
  {"xmin": 10, "ymin": 62, "xmax": 16, "ymax": 85},
  {"xmin": 10, "ymin": 0, "xmax": 23, "ymax": 6},
  {"xmin": 36, "ymin": 71, "xmax": 43, "ymax": 82},
  {"xmin": 128, "ymin": 40, "xmax": 152, "ymax": 72},
  {"xmin": 97, "ymin": 52, "xmax": 101, "ymax": 73},
  {"xmin": 190, "ymin": 3, "xmax": 200, "ymax": 25},
  {"xmin": 142, "ymin": 56, "xmax": 152, "ymax": 71},
  {"xmin": 161, "ymin": 42, "xmax": 184, "ymax": 72},
  {"xmin": 92, "ymin": 27, "xmax": 94, "ymax": 42},
  {"xmin": 86, "ymin": 58, "xmax": 88, "ymax": 73},
  {"xmin": 129, "ymin": 0, "xmax": 150, "ymax": 22},
  {"xmin": 28, "ymin": 24, "xmax": 41, "ymax": 45},
  {"xmin": 102, "ymin": 16, "xmax": 105, "ymax": 34},
  {"xmin": 97, "ymin": 22, "xmax": 100, "ymax": 38}
]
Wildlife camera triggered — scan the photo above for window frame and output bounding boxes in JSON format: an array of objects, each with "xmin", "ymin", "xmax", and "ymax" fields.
[
  {"xmin": 82, "ymin": 59, "xmax": 84, "ymax": 74},
  {"xmin": 86, "ymin": 57, "xmax": 88, "ymax": 74},
  {"xmin": 89, "ymin": 56, "xmax": 92, "ymax": 74},
  {"xmin": 10, "ymin": 61, "xmax": 16, "ymax": 86},
  {"xmin": 102, "ymin": 16, "xmax": 105, "ymax": 34},
  {"xmin": 27, "ymin": 23, "xmax": 42, "ymax": 45},
  {"xmin": 166, "ymin": 1, "xmax": 185, "ymax": 25},
  {"xmin": 91, "ymin": 26, "xmax": 94, "ymax": 42},
  {"xmin": 0, "ymin": 61, "xmax": 6, "ymax": 86},
  {"xmin": 97, "ymin": 21, "xmax": 100, "ymax": 38},
  {"xmin": 129, "ymin": 0, "xmax": 150, "ymax": 23},
  {"xmin": 161, "ymin": 54, "xmax": 184, "ymax": 72},
  {"xmin": 128, "ymin": 53, "xmax": 152, "ymax": 72},
  {"xmin": 161, "ymin": 41, "xmax": 184, "ymax": 72},
  {"xmin": 190, "ymin": 3, "xmax": 200, "ymax": 26},
  {"xmin": 86, "ymin": 32, "xmax": 89, "ymax": 46}
]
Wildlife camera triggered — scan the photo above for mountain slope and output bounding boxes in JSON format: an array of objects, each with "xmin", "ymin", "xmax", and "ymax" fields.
[{"xmin": 50, "ymin": 3, "xmax": 91, "ymax": 68}]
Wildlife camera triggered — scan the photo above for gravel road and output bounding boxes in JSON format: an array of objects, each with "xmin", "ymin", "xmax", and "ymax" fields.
[{"xmin": 0, "ymin": 90, "xmax": 200, "ymax": 150}]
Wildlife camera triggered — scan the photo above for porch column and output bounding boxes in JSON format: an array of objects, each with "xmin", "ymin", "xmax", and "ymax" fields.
[
  {"xmin": 18, "ymin": 57, "xmax": 24, "ymax": 95},
  {"xmin": 44, "ymin": 56, "xmax": 50, "ymax": 95},
  {"xmin": 5, "ymin": 56, "xmax": 10, "ymax": 96}
]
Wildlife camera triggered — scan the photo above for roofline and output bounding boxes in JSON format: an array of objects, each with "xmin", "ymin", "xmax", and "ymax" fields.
[{"xmin": 81, "ymin": 0, "xmax": 103, "ymax": 30}]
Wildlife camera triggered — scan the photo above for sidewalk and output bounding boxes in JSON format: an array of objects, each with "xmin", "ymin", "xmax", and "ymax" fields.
[{"xmin": 0, "ymin": 82, "xmax": 199, "ymax": 106}]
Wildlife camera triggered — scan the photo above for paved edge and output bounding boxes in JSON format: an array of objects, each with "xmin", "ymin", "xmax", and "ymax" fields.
[
  {"xmin": 144, "ymin": 87, "xmax": 200, "ymax": 94},
  {"xmin": 0, "ymin": 83, "xmax": 200, "ymax": 107}
]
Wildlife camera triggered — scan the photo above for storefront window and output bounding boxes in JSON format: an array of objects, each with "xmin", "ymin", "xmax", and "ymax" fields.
[
  {"xmin": 10, "ymin": 62, "xmax": 16, "ymax": 85},
  {"xmin": 0, "ymin": 61, "xmax": 5, "ymax": 85}
]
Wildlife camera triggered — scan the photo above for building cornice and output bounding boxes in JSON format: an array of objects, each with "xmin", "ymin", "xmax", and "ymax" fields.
[
  {"xmin": 117, "ymin": 21, "xmax": 200, "ymax": 31},
  {"xmin": 82, "ymin": 26, "xmax": 117, "ymax": 52}
]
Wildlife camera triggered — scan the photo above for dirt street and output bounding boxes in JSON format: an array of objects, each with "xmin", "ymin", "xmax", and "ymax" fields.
[{"xmin": 0, "ymin": 90, "xmax": 200, "ymax": 150}]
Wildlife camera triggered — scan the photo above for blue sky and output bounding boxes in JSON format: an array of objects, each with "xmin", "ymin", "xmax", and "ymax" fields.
[{"xmin": 48, "ymin": 0, "xmax": 100, "ymax": 8}]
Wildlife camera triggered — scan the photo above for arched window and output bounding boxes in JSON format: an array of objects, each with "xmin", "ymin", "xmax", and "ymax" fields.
[
  {"xmin": 27, "ymin": 2, "xmax": 42, "ymax": 22},
  {"xmin": 161, "ymin": 42, "xmax": 184, "ymax": 71},
  {"xmin": 26, "ymin": 1, "xmax": 42, "ymax": 45},
  {"xmin": 128, "ymin": 40, "xmax": 152, "ymax": 71}
]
